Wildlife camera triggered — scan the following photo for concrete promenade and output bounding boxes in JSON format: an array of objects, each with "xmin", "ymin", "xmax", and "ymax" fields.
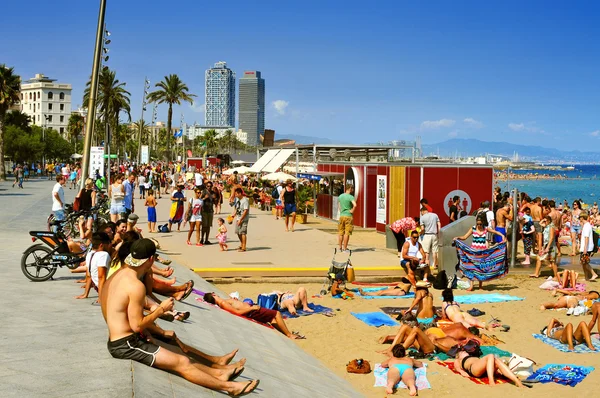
[{"xmin": 0, "ymin": 178, "xmax": 361, "ymax": 397}]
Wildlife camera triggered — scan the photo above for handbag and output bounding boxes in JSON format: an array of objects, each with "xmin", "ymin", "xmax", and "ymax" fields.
[
  {"xmin": 346, "ymin": 265, "xmax": 356, "ymax": 283},
  {"xmin": 508, "ymin": 353, "xmax": 535, "ymax": 378},
  {"xmin": 72, "ymin": 196, "xmax": 81, "ymax": 212},
  {"xmin": 346, "ymin": 359, "xmax": 371, "ymax": 374}
]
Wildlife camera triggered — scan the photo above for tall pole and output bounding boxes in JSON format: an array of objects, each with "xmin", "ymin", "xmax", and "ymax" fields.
[
  {"xmin": 510, "ymin": 188, "xmax": 519, "ymax": 267},
  {"xmin": 106, "ymin": 121, "xmax": 111, "ymax": 184},
  {"xmin": 180, "ymin": 113, "xmax": 185, "ymax": 167},
  {"xmin": 137, "ymin": 77, "xmax": 149, "ymax": 164},
  {"xmin": 80, "ymin": 0, "xmax": 107, "ymax": 190}
]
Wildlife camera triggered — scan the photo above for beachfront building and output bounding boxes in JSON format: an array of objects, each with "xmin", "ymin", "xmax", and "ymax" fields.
[
  {"xmin": 20, "ymin": 74, "xmax": 72, "ymax": 137},
  {"xmin": 183, "ymin": 123, "xmax": 235, "ymax": 140},
  {"xmin": 205, "ymin": 62, "xmax": 235, "ymax": 127},
  {"xmin": 239, "ymin": 71, "xmax": 265, "ymax": 147}
]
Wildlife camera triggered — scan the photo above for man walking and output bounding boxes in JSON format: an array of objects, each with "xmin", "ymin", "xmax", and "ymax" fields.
[
  {"xmin": 231, "ymin": 187, "xmax": 249, "ymax": 252},
  {"xmin": 52, "ymin": 175, "xmax": 66, "ymax": 225},
  {"xmin": 122, "ymin": 173, "xmax": 136, "ymax": 220},
  {"xmin": 419, "ymin": 206, "xmax": 441, "ymax": 269},
  {"xmin": 579, "ymin": 212, "xmax": 599, "ymax": 281},
  {"xmin": 337, "ymin": 185, "xmax": 357, "ymax": 252},
  {"xmin": 201, "ymin": 181, "xmax": 215, "ymax": 244}
]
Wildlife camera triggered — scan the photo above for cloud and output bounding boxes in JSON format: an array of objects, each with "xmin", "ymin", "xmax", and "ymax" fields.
[
  {"xmin": 463, "ymin": 117, "xmax": 483, "ymax": 128},
  {"xmin": 508, "ymin": 122, "xmax": 525, "ymax": 131},
  {"xmin": 420, "ymin": 118, "xmax": 455, "ymax": 129},
  {"xmin": 590, "ymin": 130, "xmax": 600, "ymax": 137},
  {"xmin": 508, "ymin": 122, "xmax": 545, "ymax": 134},
  {"xmin": 448, "ymin": 130, "xmax": 458, "ymax": 138},
  {"xmin": 272, "ymin": 100, "xmax": 289, "ymax": 115},
  {"xmin": 189, "ymin": 101, "xmax": 205, "ymax": 113}
]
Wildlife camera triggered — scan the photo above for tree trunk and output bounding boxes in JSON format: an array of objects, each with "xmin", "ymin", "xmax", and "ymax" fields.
[
  {"xmin": 167, "ymin": 105, "xmax": 173, "ymax": 161},
  {"xmin": 0, "ymin": 112, "xmax": 6, "ymax": 180}
]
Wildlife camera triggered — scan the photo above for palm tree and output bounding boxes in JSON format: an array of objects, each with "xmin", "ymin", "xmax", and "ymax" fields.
[
  {"xmin": 202, "ymin": 129, "xmax": 218, "ymax": 156},
  {"xmin": 131, "ymin": 119, "xmax": 151, "ymax": 145},
  {"xmin": 0, "ymin": 65, "xmax": 21, "ymax": 180},
  {"xmin": 146, "ymin": 74, "xmax": 196, "ymax": 160},
  {"xmin": 220, "ymin": 129, "xmax": 234, "ymax": 154},
  {"xmin": 67, "ymin": 113, "xmax": 85, "ymax": 152}
]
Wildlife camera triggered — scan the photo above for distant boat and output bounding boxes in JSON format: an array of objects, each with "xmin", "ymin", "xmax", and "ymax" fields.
[{"xmin": 565, "ymin": 166, "xmax": 575, "ymax": 170}]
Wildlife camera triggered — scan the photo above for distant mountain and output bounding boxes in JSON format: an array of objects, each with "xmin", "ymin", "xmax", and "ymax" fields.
[
  {"xmin": 276, "ymin": 134, "xmax": 346, "ymax": 145},
  {"xmin": 422, "ymin": 139, "xmax": 600, "ymax": 162}
]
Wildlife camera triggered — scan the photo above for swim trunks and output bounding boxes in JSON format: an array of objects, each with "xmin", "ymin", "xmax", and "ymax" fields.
[
  {"xmin": 246, "ymin": 307, "xmax": 277, "ymax": 324},
  {"xmin": 495, "ymin": 227, "xmax": 506, "ymax": 243},
  {"xmin": 107, "ymin": 333, "xmax": 161, "ymax": 367}
]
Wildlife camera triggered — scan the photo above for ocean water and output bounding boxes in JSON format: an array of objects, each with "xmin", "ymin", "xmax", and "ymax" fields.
[{"xmin": 496, "ymin": 165, "xmax": 600, "ymax": 204}]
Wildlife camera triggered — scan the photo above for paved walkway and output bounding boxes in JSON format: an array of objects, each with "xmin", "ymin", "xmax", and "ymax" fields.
[{"xmin": 0, "ymin": 178, "xmax": 361, "ymax": 397}]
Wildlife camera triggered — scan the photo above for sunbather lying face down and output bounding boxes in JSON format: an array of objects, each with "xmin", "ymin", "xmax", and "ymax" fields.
[
  {"xmin": 543, "ymin": 318, "xmax": 596, "ymax": 351},
  {"xmin": 454, "ymin": 350, "xmax": 524, "ymax": 387},
  {"xmin": 441, "ymin": 288, "xmax": 486, "ymax": 329},
  {"xmin": 380, "ymin": 345, "xmax": 424, "ymax": 396}
]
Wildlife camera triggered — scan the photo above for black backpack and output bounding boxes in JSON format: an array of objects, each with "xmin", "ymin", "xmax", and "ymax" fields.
[
  {"xmin": 271, "ymin": 187, "xmax": 279, "ymax": 199},
  {"xmin": 432, "ymin": 270, "xmax": 448, "ymax": 290},
  {"xmin": 592, "ymin": 230, "xmax": 599, "ymax": 254}
]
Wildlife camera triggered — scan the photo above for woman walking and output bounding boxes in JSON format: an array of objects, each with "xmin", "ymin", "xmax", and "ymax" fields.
[
  {"xmin": 76, "ymin": 178, "xmax": 97, "ymax": 240},
  {"xmin": 186, "ymin": 188, "xmax": 203, "ymax": 246},
  {"xmin": 570, "ymin": 200, "xmax": 582, "ymax": 256},
  {"xmin": 168, "ymin": 184, "xmax": 185, "ymax": 232},
  {"xmin": 109, "ymin": 174, "xmax": 126, "ymax": 223},
  {"xmin": 530, "ymin": 215, "xmax": 559, "ymax": 278},
  {"xmin": 283, "ymin": 180, "xmax": 297, "ymax": 232}
]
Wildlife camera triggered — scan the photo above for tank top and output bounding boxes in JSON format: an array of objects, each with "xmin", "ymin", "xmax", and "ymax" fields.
[
  {"xmin": 79, "ymin": 188, "xmax": 93, "ymax": 211},
  {"xmin": 283, "ymin": 188, "xmax": 295, "ymax": 205},
  {"xmin": 111, "ymin": 184, "xmax": 124, "ymax": 205},
  {"xmin": 407, "ymin": 239, "xmax": 420, "ymax": 257},
  {"xmin": 471, "ymin": 227, "xmax": 487, "ymax": 250}
]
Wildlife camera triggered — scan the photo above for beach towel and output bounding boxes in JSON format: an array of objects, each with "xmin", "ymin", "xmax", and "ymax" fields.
[
  {"xmin": 436, "ymin": 361, "xmax": 508, "ymax": 385},
  {"xmin": 526, "ymin": 364, "xmax": 594, "ymax": 387},
  {"xmin": 539, "ymin": 278, "xmax": 586, "ymax": 292},
  {"xmin": 455, "ymin": 239, "xmax": 508, "ymax": 282},
  {"xmin": 373, "ymin": 363, "xmax": 431, "ymax": 390},
  {"xmin": 281, "ymin": 303, "xmax": 333, "ymax": 318},
  {"xmin": 356, "ymin": 287, "xmax": 416, "ymax": 300},
  {"xmin": 453, "ymin": 293, "xmax": 524, "ymax": 304},
  {"xmin": 195, "ymin": 296, "xmax": 275, "ymax": 330},
  {"xmin": 380, "ymin": 307, "xmax": 443, "ymax": 320},
  {"xmin": 433, "ymin": 346, "xmax": 511, "ymax": 361},
  {"xmin": 532, "ymin": 333, "xmax": 600, "ymax": 353},
  {"xmin": 351, "ymin": 312, "xmax": 399, "ymax": 327},
  {"xmin": 351, "ymin": 281, "xmax": 399, "ymax": 286}
]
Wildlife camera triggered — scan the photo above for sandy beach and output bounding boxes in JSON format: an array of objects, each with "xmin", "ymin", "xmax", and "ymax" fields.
[{"xmin": 218, "ymin": 277, "xmax": 599, "ymax": 398}]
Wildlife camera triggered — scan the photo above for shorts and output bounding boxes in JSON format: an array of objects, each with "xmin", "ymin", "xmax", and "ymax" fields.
[
  {"xmin": 235, "ymin": 220, "xmax": 248, "ymax": 235},
  {"xmin": 53, "ymin": 209, "xmax": 65, "ymax": 221},
  {"xmin": 572, "ymin": 225, "xmax": 581, "ymax": 235},
  {"xmin": 421, "ymin": 234, "xmax": 439, "ymax": 253},
  {"xmin": 189, "ymin": 214, "xmax": 202, "ymax": 223},
  {"xmin": 275, "ymin": 200, "xmax": 283, "ymax": 209},
  {"xmin": 246, "ymin": 307, "xmax": 277, "ymax": 324},
  {"xmin": 284, "ymin": 203, "xmax": 297, "ymax": 215},
  {"xmin": 338, "ymin": 216, "xmax": 354, "ymax": 235},
  {"xmin": 110, "ymin": 204, "xmax": 125, "ymax": 215},
  {"xmin": 201, "ymin": 212, "xmax": 213, "ymax": 228},
  {"xmin": 495, "ymin": 227, "xmax": 506, "ymax": 243},
  {"xmin": 107, "ymin": 333, "xmax": 161, "ymax": 367},
  {"xmin": 147, "ymin": 207, "xmax": 157, "ymax": 223},
  {"xmin": 534, "ymin": 221, "xmax": 542, "ymax": 233},
  {"xmin": 401, "ymin": 259, "xmax": 418, "ymax": 271}
]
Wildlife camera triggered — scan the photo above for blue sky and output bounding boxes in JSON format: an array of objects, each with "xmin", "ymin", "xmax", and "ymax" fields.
[{"xmin": 2, "ymin": 0, "xmax": 599, "ymax": 151}]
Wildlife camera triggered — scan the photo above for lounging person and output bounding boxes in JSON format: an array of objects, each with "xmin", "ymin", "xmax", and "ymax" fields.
[
  {"xmin": 540, "ymin": 290, "xmax": 599, "ymax": 310},
  {"xmin": 543, "ymin": 318, "xmax": 596, "ymax": 351},
  {"xmin": 587, "ymin": 302, "xmax": 600, "ymax": 333},
  {"xmin": 359, "ymin": 279, "xmax": 412, "ymax": 297},
  {"xmin": 331, "ymin": 275, "xmax": 355, "ymax": 298},
  {"xmin": 99, "ymin": 239, "xmax": 260, "ymax": 396},
  {"xmin": 556, "ymin": 270, "xmax": 580, "ymax": 289},
  {"xmin": 403, "ymin": 286, "xmax": 436, "ymax": 329},
  {"xmin": 400, "ymin": 231, "xmax": 430, "ymax": 287},
  {"xmin": 454, "ymin": 348, "xmax": 525, "ymax": 387},
  {"xmin": 441, "ymin": 289, "xmax": 486, "ymax": 329},
  {"xmin": 203, "ymin": 292, "xmax": 303, "ymax": 340},
  {"xmin": 381, "ymin": 344, "xmax": 424, "ymax": 396},
  {"xmin": 75, "ymin": 232, "xmax": 112, "ymax": 301},
  {"xmin": 275, "ymin": 287, "xmax": 314, "ymax": 315}
]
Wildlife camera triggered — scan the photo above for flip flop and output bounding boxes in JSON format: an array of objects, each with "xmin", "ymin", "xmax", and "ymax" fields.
[
  {"xmin": 175, "ymin": 311, "xmax": 190, "ymax": 322},
  {"xmin": 501, "ymin": 325, "xmax": 510, "ymax": 332},
  {"xmin": 228, "ymin": 366, "xmax": 245, "ymax": 381},
  {"xmin": 159, "ymin": 313, "xmax": 175, "ymax": 322},
  {"xmin": 180, "ymin": 281, "xmax": 195, "ymax": 301},
  {"xmin": 229, "ymin": 380, "xmax": 260, "ymax": 397},
  {"xmin": 161, "ymin": 259, "xmax": 172, "ymax": 266}
]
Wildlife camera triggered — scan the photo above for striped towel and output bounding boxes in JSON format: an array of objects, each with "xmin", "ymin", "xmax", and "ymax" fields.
[{"xmin": 455, "ymin": 240, "xmax": 508, "ymax": 282}]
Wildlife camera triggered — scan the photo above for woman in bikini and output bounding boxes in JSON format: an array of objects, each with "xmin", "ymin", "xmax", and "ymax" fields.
[
  {"xmin": 543, "ymin": 318, "xmax": 596, "ymax": 351},
  {"xmin": 454, "ymin": 349, "xmax": 524, "ymax": 387},
  {"xmin": 275, "ymin": 287, "xmax": 314, "ymax": 316},
  {"xmin": 358, "ymin": 278, "xmax": 413, "ymax": 297},
  {"xmin": 403, "ymin": 286, "xmax": 436, "ymax": 329},
  {"xmin": 441, "ymin": 288, "xmax": 486, "ymax": 329},
  {"xmin": 381, "ymin": 344, "xmax": 423, "ymax": 396},
  {"xmin": 541, "ymin": 290, "xmax": 599, "ymax": 310}
]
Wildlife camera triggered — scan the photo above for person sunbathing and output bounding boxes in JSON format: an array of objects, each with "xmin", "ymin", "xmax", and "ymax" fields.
[
  {"xmin": 274, "ymin": 287, "xmax": 313, "ymax": 315},
  {"xmin": 541, "ymin": 290, "xmax": 599, "ymax": 310},
  {"xmin": 543, "ymin": 318, "xmax": 596, "ymax": 350},
  {"xmin": 378, "ymin": 323, "xmax": 436, "ymax": 356},
  {"xmin": 403, "ymin": 286, "xmax": 436, "ymax": 329},
  {"xmin": 454, "ymin": 348, "xmax": 524, "ymax": 387},
  {"xmin": 381, "ymin": 345, "xmax": 424, "ymax": 396},
  {"xmin": 203, "ymin": 293, "xmax": 303, "ymax": 340},
  {"xmin": 359, "ymin": 279, "xmax": 412, "ymax": 297},
  {"xmin": 588, "ymin": 302, "xmax": 600, "ymax": 333},
  {"xmin": 557, "ymin": 270, "xmax": 579, "ymax": 289},
  {"xmin": 441, "ymin": 288, "xmax": 486, "ymax": 329},
  {"xmin": 379, "ymin": 323, "xmax": 483, "ymax": 354}
]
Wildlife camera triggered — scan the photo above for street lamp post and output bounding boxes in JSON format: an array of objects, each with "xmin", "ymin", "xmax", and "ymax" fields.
[
  {"xmin": 80, "ymin": 0, "xmax": 108, "ymax": 190},
  {"xmin": 137, "ymin": 77, "xmax": 150, "ymax": 164}
]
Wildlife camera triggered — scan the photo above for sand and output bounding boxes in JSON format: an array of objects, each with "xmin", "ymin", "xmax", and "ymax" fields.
[{"xmin": 219, "ymin": 276, "xmax": 599, "ymax": 398}]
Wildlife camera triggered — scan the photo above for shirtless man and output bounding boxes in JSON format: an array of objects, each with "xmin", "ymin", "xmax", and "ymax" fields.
[
  {"xmin": 531, "ymin": 197, "xmax": 543, "ymax": 252},
  {"xmin": 495, "ymin": 201, "xmax": 513, "ymax": 242},
  {"xmin": 100, "ymin": 239, "xmax": 259, "ymax": 396},
  {"xmin": 203, "ymin": 292, "xmax": 302, "ymax": 339},
  {"xmin": 547, "ymin": 200, "xmax": 563, "ymax": 255}
]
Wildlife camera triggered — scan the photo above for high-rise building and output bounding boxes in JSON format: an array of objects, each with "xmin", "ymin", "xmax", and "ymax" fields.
[
  {"xmin": 205, "ymin": 62, "xmax": 235, "ymax": 128},
  {"xmin": 20, "ymin": 73, "xmax": 72, "ymax": 137},
  {"xmin": 238, "ymin": 71, "xmax": 265, "ymax": 147}
]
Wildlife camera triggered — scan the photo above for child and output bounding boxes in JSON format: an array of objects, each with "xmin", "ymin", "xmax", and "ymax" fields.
[
  {"xmin": 330, "ymin": 274, "xmax": 354, "ymax": 298},
  {"xmin": 69, "ymin": 169, "xmax": 77, "ymax": 189},
  {"xmin": 216, "ymin": 218, "xmax": 228, "ymax": 251},
  {"xmin": 145, "ymin": 189, "xmax": 158, "ymax": 233},
  {"xmin": 381, "ymin": 344, "xmax": 423, "ymax": 396},
  {"xmin": 521, "ymin": 210, "xmax": 535, "ymax": 265}
]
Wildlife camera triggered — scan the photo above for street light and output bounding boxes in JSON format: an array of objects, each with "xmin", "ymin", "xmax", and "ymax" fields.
[{"xmin": 137, "ymin": 77, "xmax": 150, "ymax": 164}]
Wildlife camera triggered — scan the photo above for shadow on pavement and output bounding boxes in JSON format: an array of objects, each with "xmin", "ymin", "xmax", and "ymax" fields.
[
  {"xmin": 246, "ymin": 247, "xmax": 271, "ymax": 251},
  {"xmin": 351, "ymin": 247, "xmax": 375, "ymax": 253}
]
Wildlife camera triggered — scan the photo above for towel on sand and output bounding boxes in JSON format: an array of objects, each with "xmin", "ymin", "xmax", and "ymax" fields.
[
  {"xmin": 433, "ymin": 346, "xmax": 511, "ymax": 361},
  {"xmin": 453, "ymin": 293, "xmax": 524, "ymax": 304},
  {"xmin": 436, "ymin": 361, "xmax": 508, "ymax": 385},
  {"xmin": 526, "ymin": 364, "xmax": 594, "ymax": 387},
  {"xmin": 351, "ymin": 312, "xmax": 399, "ymax": 327},
  {"xmin": 539, "ymin": 279, "xmax": 586, "ymax": 292},
  {"xmin": 532, "ymin": 334, "xmax": 600, "ymax": 353},
  {"xmin": 280, "ymin": 303, "xmax": 333, "ymax": 318},
  {"xmin": 373, "ymin": 363, "xmax": 431, "ymax": 390}
]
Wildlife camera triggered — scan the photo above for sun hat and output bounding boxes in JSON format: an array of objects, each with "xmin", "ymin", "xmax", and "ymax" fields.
[{"xmin": 125, "ymin": 238, "xmax": 157, "ymax": 267}]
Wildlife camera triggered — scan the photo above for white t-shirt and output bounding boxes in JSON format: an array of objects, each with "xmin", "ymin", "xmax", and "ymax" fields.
[
  {"xmin": 86, "ymin": 250, "xmax": 110, "ymax": 287},
  {"xmin": 52, "ymin": 183, "xmax": 64, "ymax": 211},
  {"xmin": 276, "ymin": 186, "xmax": 283, "ymax": 199},
  {"xmin": 484, "ymin": 208, "xmax": 495, "ymax": 225},
  {"xmin": 61, "ymin": 166, "xmax": 68, "ymax": 176},
  {"xmin": 580, "ymin": 222, "xmax": 595, "ymax": 253},
  {"xmin": 194, "ymin": 173, "xmax": 203, "ymax": 186},
  {"xmin": 138, "ymin": 175, "xmax": 146, "ymax": 186}
]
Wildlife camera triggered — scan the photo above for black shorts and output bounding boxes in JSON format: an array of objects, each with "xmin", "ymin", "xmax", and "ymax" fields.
[
  {"xmin": 107, "ymin": 334, "xmax": 161, "ymax": 367},
  {"xmin": 201, "ymin": 212, "xmax": 214, "ymax": 228}
]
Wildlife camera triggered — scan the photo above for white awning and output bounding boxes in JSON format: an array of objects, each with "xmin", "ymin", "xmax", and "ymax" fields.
[
  {"xmin": 248, "ymin": 149, "xmax": 280, "ymax": 173},
  {"xmin": 262, "ymin": 148, "xmax": 296, "ymax": 173}
]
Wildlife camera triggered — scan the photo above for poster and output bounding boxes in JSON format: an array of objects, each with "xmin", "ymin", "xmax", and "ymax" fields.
[
  {"xmin": 90, "ymin": 146, "xmax": 105, "ymax": 178},
  {"xmin": 141, "ymin": 145, "xmax": 149, "ymax": 164},
  {"xmin": 376, "ymin": 175, "xmax": 386, "ymax": 224}
]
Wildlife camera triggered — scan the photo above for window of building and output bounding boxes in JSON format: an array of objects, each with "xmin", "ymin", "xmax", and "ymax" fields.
[
  {"xmin": 60, "ymin": 116, "xmax": 64, "ymax": 123},
  {"xmin": 29, "ymin": 104, "xmax": 32, "ymax": 110},
  {"xmin": 48, "ymin": 92, "xmax": 53, "ymax": 100},
  {"xmin": 33, "ymin": 92, "xmax": 36, "ymax": 101},
  {"xmin": 47, "ymin": 115, "xmax": 52, "ymax": 123},
  {"xmin": 48, "ymin": 103, "xmax": 53, "ymax": 111},
  {"xmin": 38, "ymin": 115, "xmax": 40, "ymax": 121},
  {"xmin": 33, "ymin": 104, "xmax": 35, "ymax": 112},
  {"xmin": 59, "ymin": 92, "xmax": 65, "ymax": 100},
  {"xmin": 60, "ymin": 127, "xmax": 64, "ymax": 134},
  {"xmin": 21, "ymin": 93, "xmax": 23, "ymax": 100},
  {"xmin": 29, "ymin": 92, "xmax": 32, "ymax": 100},
  {"xmin": 60, "ymin": 104, "xmax": 64, "ymax": 111}
]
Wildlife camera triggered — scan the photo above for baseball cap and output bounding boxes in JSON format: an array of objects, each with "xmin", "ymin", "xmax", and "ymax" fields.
[
  {"xmin": 125, "ymin": 238, "xmax": 156, "ymax": 267},
  {"xmin": 127, "ymin": 213, "xmax": 139, "ymax": 223}
]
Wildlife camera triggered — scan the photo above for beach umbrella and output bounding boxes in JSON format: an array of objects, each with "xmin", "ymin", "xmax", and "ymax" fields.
[
  {"xmin": 71, "ymin": 153, "xmax": 83, "ymax": 159},
  {"xmin": 230, "ymin": 160, "xmax": 247, "ymax": 165},
  {"xmin": 261, "ymin": 172, "xmax": 297, "ymax": 182},
  {"xmin": 223, "ymin": 166, "xmax": 251, "ymax": 175}
]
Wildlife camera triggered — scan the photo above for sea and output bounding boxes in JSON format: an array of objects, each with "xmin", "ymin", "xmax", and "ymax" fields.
[{"xmin": 496, "ymin": 164, "xmax": 600, "ymax": 205}]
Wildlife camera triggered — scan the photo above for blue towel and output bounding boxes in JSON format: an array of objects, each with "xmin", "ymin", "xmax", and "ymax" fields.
[
  {"xmin": 453, "ymin": 293, "xmax": 524, "ymax": 304},
  {"xmin": 532, "ymin": 334, "xmax": 600, "ymax": 353},
  {"xmin": 355, "ymin": 287, "xmax": 416, "ymax": 300},
  {"xmin": 351, "ymin": 311, "xmax": 399, "ymax": 327},
  {"xmin": 526, "ymin": 364, "xmax": 594, "ymax": 387},
  {"xmin": 280, "ymin": 303, "xmax": 333, "ymax": 317}
]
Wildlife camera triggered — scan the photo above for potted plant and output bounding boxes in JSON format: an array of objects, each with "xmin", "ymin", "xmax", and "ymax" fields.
[{"xmin": 295, "ymin": 185, "xmax": 313, "ymax": 224}]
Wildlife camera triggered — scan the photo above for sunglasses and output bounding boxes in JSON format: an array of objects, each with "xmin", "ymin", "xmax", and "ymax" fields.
[{"xmin": 411, "ymin": 236, "xmax": 418, "ymax": 239}]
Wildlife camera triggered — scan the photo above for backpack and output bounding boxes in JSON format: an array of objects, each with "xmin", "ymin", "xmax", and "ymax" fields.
[
  {"xmin": 271, "ymin": 187, "xmax": 279, "ymax": 199},
  {"xmin": 158, "ymin": 224, "xmax": 169, "ymax": 233},
  {"xmin": 432, "ymin": 270, "xmax": 448, "ymax": 290},
  {"xmin": 592, "ymin": 229, "xmax": 600, "ymax": 254},
  {"xmin": 257, "ymin": 293, "xmax": 279, "ymax": 310}
]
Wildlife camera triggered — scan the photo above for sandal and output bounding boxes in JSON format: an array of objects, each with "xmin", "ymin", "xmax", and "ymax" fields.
[
  {"xmin": 159, "ymin": 313, "xmax": 175, "ymax": 322},
  {"xmin": 174, "ymin": 311, "xmax": 191, "ymax": 322},
  {"xmin": 187, "ymin": 241, "xmax": 192, "ymax": 246},
  {"xmin": 161, "ymin": 259, "xmax": 172, "ymax": 266},
  {"xmin": 180, "ymin": 280, "xmax": 195, "ymax": 301}
]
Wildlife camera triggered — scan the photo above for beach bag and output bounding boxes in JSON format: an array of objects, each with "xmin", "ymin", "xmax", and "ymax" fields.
[
  {"xmin": 158, "ymin": 224, "xmax": 169, "ymax": 233},
  {"xmin": 271, "ymin": 187, "xmax": 279, "ymax": 199},
  {"xmin": 346, "ymin": 359, "xmax": 371, "ymax": 374},
  {"xmin": 592, "ymin": 230, "xmax": 600, "ymax": 254},
  {"xmin": 346, "ymin": 265, "xmax": 356, "ymax": 283},
  {"xmin": 257, "ymin": 293, "xmax": 279, "ymax": 310},
  {"xmin": 508, "ymin": 354, "xmax": 535, "ymax": 378},
  {"xmin": 72, "ymin": 197, "xmax": 81, "ymax": 212},
  {"xmin": 432, "ymin": 270, "xmax": 448, "ymax": 290}
]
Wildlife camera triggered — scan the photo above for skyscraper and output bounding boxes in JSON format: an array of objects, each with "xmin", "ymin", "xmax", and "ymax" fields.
[
  {"xmin": 239, "ymin": 71, "xmax": 265, "ymax": 147},
  {"xmin": 205, "ymin": 62, "xmax": 235, "ymax": 127}
]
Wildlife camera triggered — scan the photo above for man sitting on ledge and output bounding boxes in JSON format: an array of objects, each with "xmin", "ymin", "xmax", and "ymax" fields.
[
  {"xmin": 203, "ymin": 293, "xmax": 304, "ymax": 339},
  {"xmin": 101, "ymin": 239, "xmax": 259, "ymax": 397}
]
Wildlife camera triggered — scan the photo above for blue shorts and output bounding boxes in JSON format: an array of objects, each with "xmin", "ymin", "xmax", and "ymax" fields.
[
  {"xmin": 110, "ymin": 204, "xmax": 125, "ymax": 215},
  {"xmin": 53, "ymin": 209, "xmax": 65, "ymax": 221},
  {"xmin": 284, "ymin": 203, "xmax": 297, "ymax": 215},
  {"xmin": 572, "ymin": 225, "xmax": 581, "ymax": 234},
  {"xmin": 147, "ymin": 207, "xmax": 157, "ymax": 223},
  {"xmin": 495, "ymin": 227, "xmax": 506, "ymax": 242}
]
